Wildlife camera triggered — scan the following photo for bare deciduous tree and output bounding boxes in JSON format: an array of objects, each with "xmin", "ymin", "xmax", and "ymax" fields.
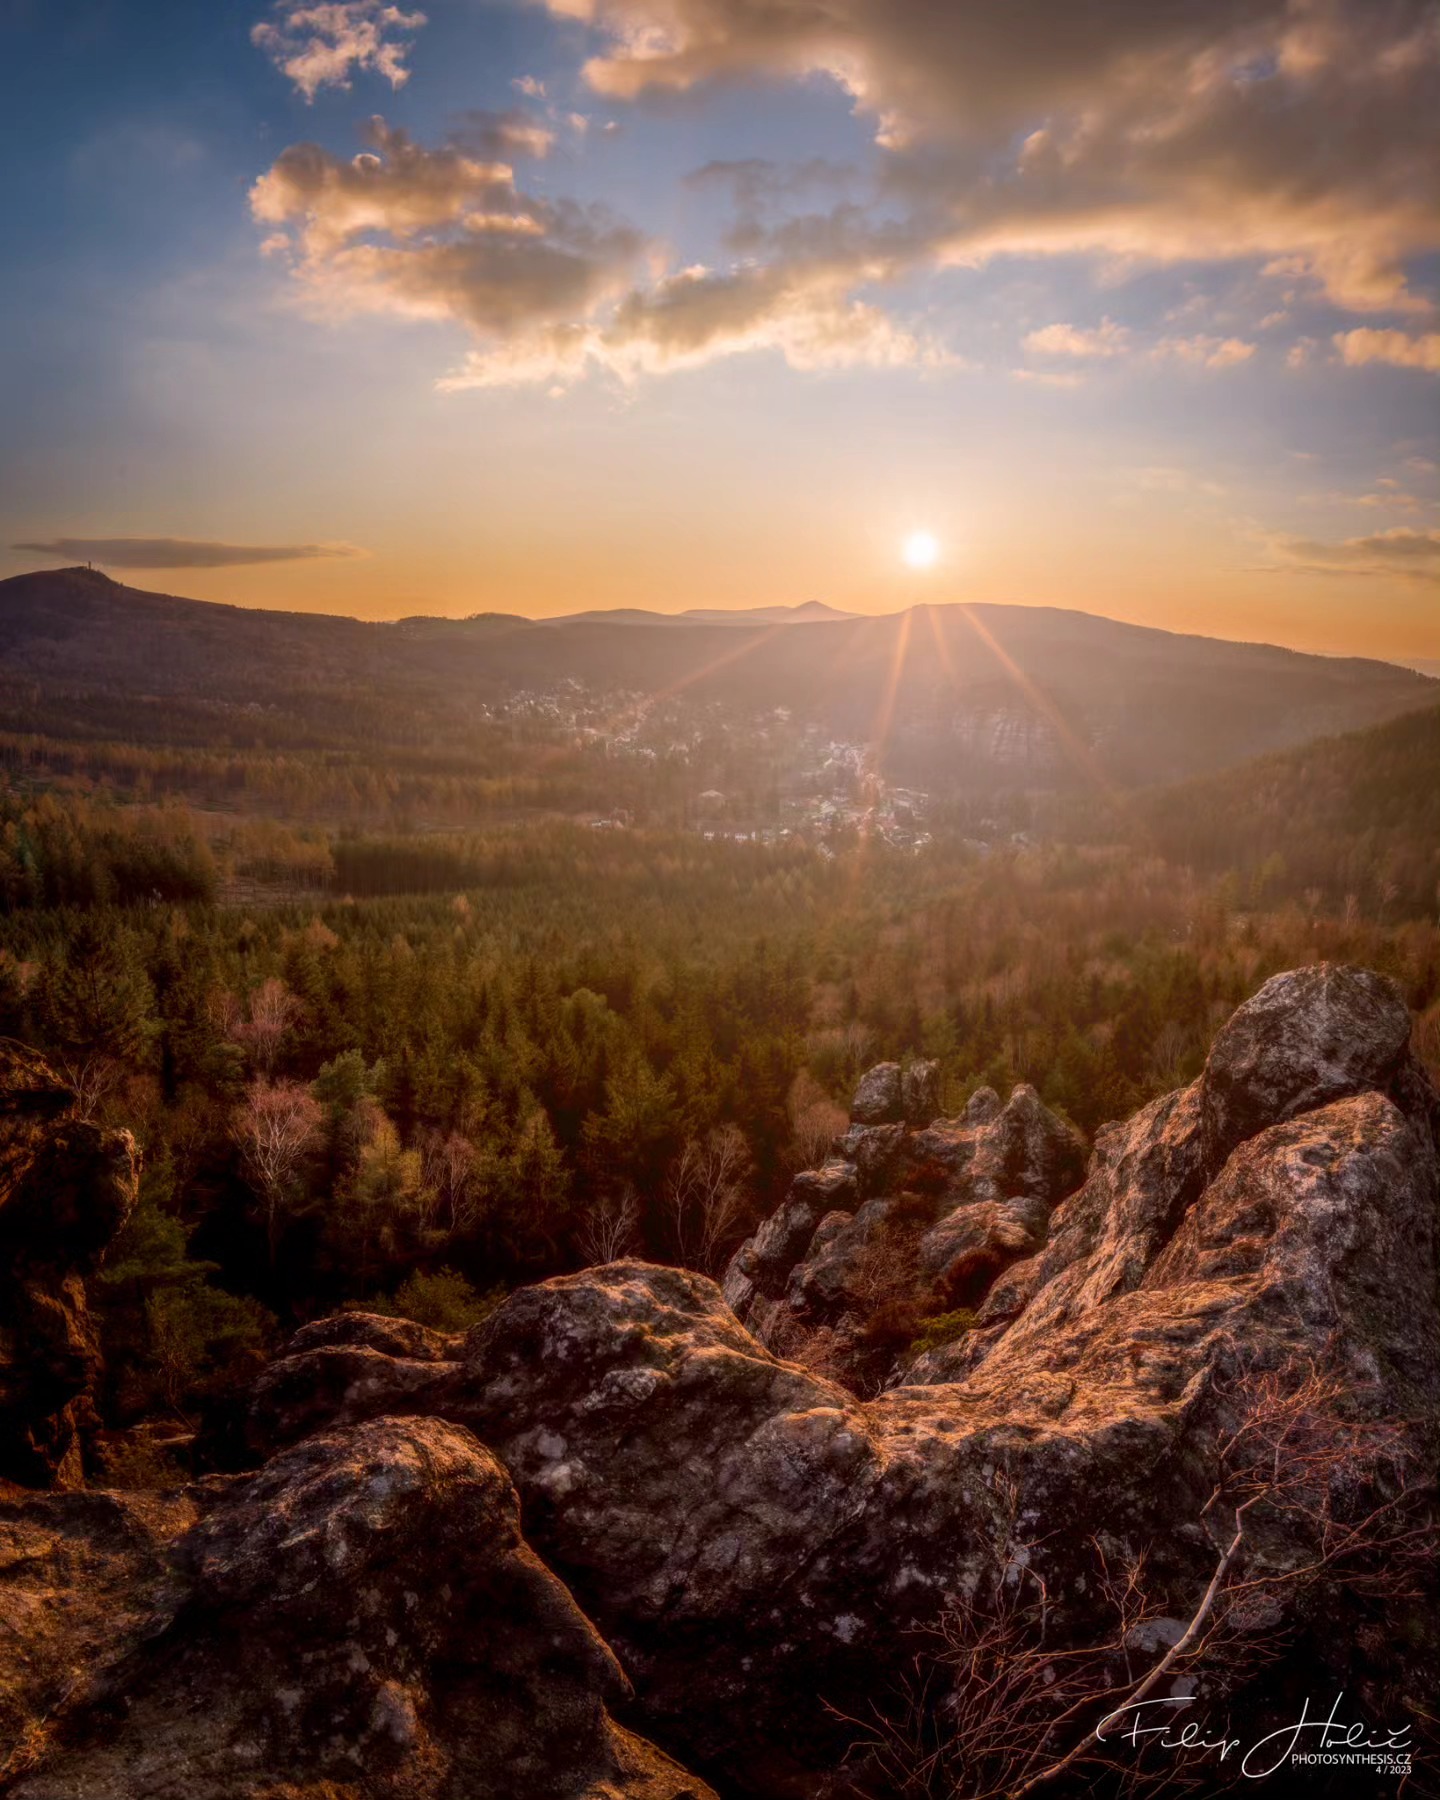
[
  {"xmin": 1147, "ymin": 1019, "xmax": 1190, "ymax": 1086},
  {"xmin": 55, "ymin": 1051, "xmax": 123, "ymax": 1124},
  {"xmin": 229, "ymin": 976, "xmax": 302, "ymax": 1073},
  {"xmin": 233, "ymin": 1077, "xmax": 323, "ymax": 1264},
  {"xmin": 663, "ymin": 1124, "xmax": 753, "ymax": 1272},
  {"xmin": 419, "ymin": 1129, "xmax": 482, "ymax": 1234},
  {"xmin": 787, "ymin": 1070, "xmax": 849, "ymax": 1172},
  {"xmin": 577, "ymin": 1185, "xmax": 641, "ymax": 1265}
]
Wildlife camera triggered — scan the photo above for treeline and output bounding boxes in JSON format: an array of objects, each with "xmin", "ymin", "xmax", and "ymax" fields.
[
  {"xmin": 0, "ymin": 725, "xmax": 632, "ymax": 825},
  {"xmin": 1, "ymin": 792, "xmax": 219, "ymax": 909}
]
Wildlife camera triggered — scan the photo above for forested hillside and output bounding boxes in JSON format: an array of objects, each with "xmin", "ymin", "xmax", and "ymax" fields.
[{"xmin": 1122, "ymin": 702, "xmax": 1440, "ymax": 914}]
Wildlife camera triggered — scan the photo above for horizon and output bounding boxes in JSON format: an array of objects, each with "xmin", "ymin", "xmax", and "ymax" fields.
[
  {"xmin": 8, "ymin": 559, "xmax": 1440, "ymax": 679},
  {"xmin": 2, "ymin": 1, "xmax": 1438, "ymax": 661}
]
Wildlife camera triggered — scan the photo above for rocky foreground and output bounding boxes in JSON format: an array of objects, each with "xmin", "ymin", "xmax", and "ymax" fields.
[{"xmin": 2, "ymin": 964, "xmax": 1438, "ymax": 1798}]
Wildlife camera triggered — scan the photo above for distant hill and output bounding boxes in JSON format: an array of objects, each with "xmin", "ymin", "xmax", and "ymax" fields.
[
  {"xmin": 1124, "ymin": 702, "xmax": 1440, "ymax": 914},
  {"xmin": 1, "ymin": 567, "xmax": 1433, "ymax": 790},
  {"xmin": 542, "ymin": 600, "xmax": 857, "ymax": 627}
]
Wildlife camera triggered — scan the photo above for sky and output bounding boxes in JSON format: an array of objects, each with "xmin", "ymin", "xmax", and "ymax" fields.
[{"xmin": 0, "ymin": 0, "xmax": 1437, "ymax": 660}]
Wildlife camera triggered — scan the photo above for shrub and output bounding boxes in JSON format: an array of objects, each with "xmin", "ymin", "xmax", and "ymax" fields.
[
  {"xmin": 908, "ymin": 1308, "xmax": 978, "ymax": 1357},
  {"xmin": 391, "ymin": 1266, "xmax": 504, "ymax": 1333}
]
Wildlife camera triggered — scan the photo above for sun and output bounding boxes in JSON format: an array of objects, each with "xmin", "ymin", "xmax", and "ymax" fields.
[{"xmin": 901, "ymin": 529, "xmax": 940, "ymax": 571}]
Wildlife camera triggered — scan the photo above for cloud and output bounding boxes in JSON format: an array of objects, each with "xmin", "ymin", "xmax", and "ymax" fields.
[
  {"xmin": 1020, "ymin": 322, "xmax": 1254, "ymax": 369},
  {"xmin": 1333, "ymin": 328, "xmax": 1440, "ymax": 373},
  {"xmin": 11, "ymin": 538, "xmax": 365, "ymax": 569},
  {"xmin": 440, "ymin": 260, "xmax": 952, "ymax": 387},
  {"xmin": 1265, "ymin": 526, "xmax": 1440, "ymax": 582},
  {"xmin": 252, "ymin": 2, "xmax": 427, "ymax": 101},
  {"xmin": 539, "ymin": 0, "xmax": 1439, "ymax": 312},
  {"xmin": 252, "ymin": 119, "xmax": 647, "ymax": 336},
  {"xmin": 1153, "ymin": 334, "xmax": 1256, "ymax": 369},
  {"xmin": 1010, "ymin": 368, "xmax": 1084, "ymax": 388},
  {"xmin": 254, "ymin": 3, "xmax": 1437, "ymax": 389},
  {"xmin": 449, "ymin": 110, "xmax": 557, "ymax": 161},
  {"xmin": 1024, "ymin": 319, "xmax": 1129, "ymax": 358},
  {"xmin": 254, "ymin": 120, "xmax": 945, "ymax": 384}
]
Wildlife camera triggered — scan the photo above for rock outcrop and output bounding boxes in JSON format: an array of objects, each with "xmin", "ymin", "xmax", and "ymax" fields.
[
  {"xmin": 722, "ymin": 1060, "xmax": 1085, "ymax": 1386},
  {"xmin": 0, "ymin": 1043, "xmax": 138, "ymax": 1487},
  {"xmin": 247, "ymin": 1309, "xmax": 462, "ymax": 1456},
  {"xmin": 914, "ymin": 961, "xmax": 1431, "ymax": 1385},
  {"xmin": 1, "ymin": 1416, "xmax": 715, "ymax": 1800}
]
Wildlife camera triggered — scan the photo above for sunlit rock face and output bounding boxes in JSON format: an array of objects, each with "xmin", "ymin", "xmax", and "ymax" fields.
[
  {"xmin": 2, "ymin": 1416, "xmax": 716, "ymax": 1800},
  {"xmin": 0, "ymin": 1044, "xmax": 138, "ymax": 1488},
  {"xmin": 7, "ymin": 965, "xmax": 1437, "ymax": 1800},
  {"xmin": 1199, "ymin": 962, "xmax": 1414, "ymax": 1162},
  {"xmin": 946, "ymin": 702, "xmax": 1066, "ymax": 775}
]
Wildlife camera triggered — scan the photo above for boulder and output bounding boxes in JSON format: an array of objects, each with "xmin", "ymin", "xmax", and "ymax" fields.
[
  {"xmin": 907, "ymin": 1080, "xmax": 1084, "ymax": 1209},
  {"xmin": 784, "ymin": 1195, "xmax": 898, "ymax": 1317},
  {"xmin": 719, "ymin": 1158, "xmax": 858, "ymax": 1327},
  {"xmin": 915, "ymin": 1192, "xmax": 1049, "ymax": 1300},
  {"xmin": 833, "ymin": 1119, "xmax": 905, "ymax": 1195},
  {"xmin": 849, "ymin": 1057, "xmax": 939, "ymax": 1127},
  {"xmin": 0, "ymin": 1482, "xmax": 198, "ymax": 1784},
  {"xmin": 4, "ymin": 1416, "xmax": 716, "ymax": 1800},
  {"xmin": 901, "ymin": 1058, "xmax": 941, "ymax": 1125},
  {"xmin": 247, "ymin": 1340, "xmax": 459, "ymax": 1457},
  {"xmin": 0, "ymin": 1045, "xmax": 139, "ymax": 1487},
  {"xmin": 283, "ymin": 1309, "xmax": 459, "ymax": 1362},
  {"xmin": 849, "ymin": 1060, "xmax": 902, "ymax": 1124},
  {"xmin": 1200, "ymin": 963, "xmax": 1412, "ymax": 1163}
]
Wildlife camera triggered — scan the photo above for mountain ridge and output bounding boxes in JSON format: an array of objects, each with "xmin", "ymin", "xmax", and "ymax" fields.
[
  {"xmin": 2, "ymin": 566, "xmax": 1434, "ymax": 793},
  {"xmin": 3, "ymin": 566, "xmax": 1429, "ymax": 677}
]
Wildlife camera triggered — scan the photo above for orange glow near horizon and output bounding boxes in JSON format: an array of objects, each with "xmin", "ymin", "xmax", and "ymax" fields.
[{"xmin": 29, "ymin": 543, "xmax": 1433, "ymax": 670}]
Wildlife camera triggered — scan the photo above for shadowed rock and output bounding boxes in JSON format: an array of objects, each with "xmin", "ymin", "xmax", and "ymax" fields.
[
  {"xmin": 848, "ymin": 1057, "xmax": 941, "ymax": 1128},
  {"xmin": 0, "ymin": 1044, "xmax": 138, "ymax": 1488},
  {"xmin": 283, "ymin": 1309, "xmax": 459, "ymax": 1362},
  {"xmin": 849, "ymin": 1060, "xmax": 903, "ymax": 1124},
  {"xmin": 3, "ymin": 1417, "xmax": 715, "ymax": 1800}
]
